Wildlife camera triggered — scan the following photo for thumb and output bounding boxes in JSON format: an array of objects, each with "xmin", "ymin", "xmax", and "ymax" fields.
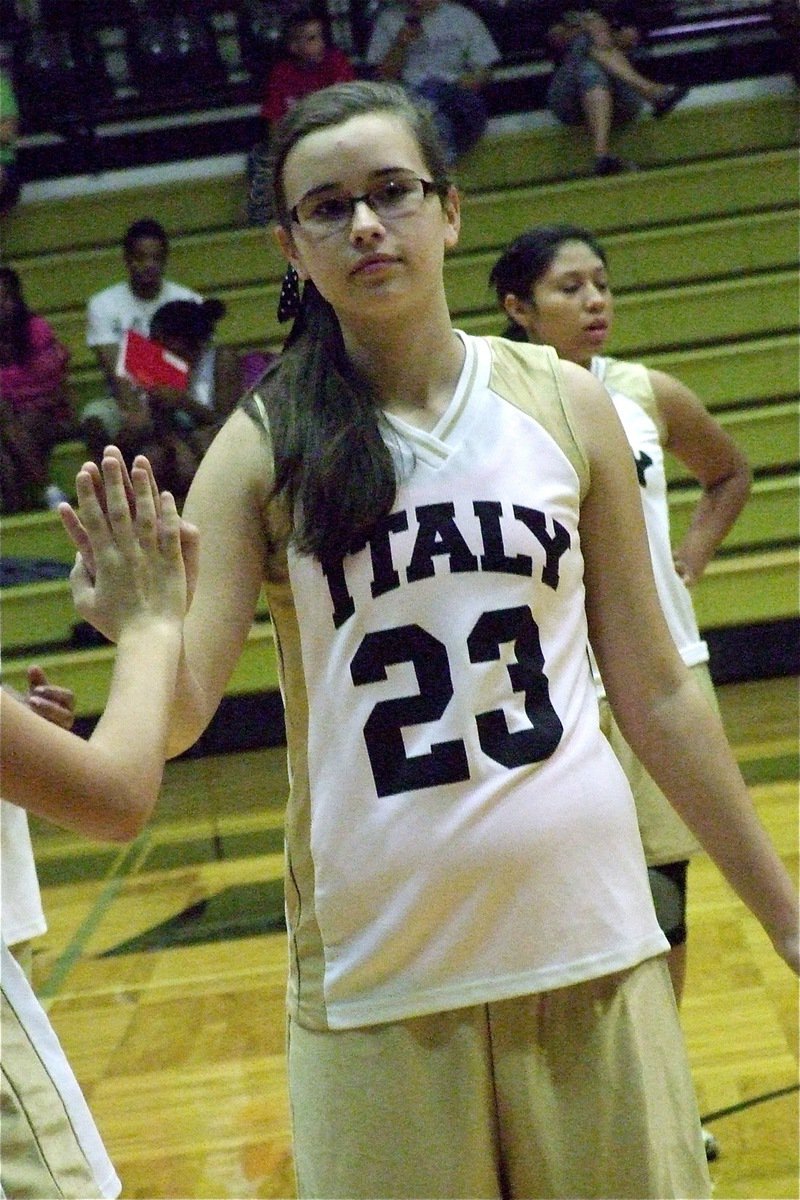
[
  {"xmin": 27, "ymin": 664, "xmax": 47, "ymax": 690},
  {"xmin": 69, "ymin": 552, "xmax": 97, "ymax": 608}
]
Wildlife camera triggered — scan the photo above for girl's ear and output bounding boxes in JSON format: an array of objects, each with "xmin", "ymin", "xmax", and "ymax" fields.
[
  {"xmin": 274, "ymin": 224, "xmax": 311, "ymax": 281},
  {"xmin": 443, "ymin": 185, "xmax": 461, "ymax": 250},
  {"xmin": 502, "ymin": 292, "xmax": 535, "ymax": 334}
]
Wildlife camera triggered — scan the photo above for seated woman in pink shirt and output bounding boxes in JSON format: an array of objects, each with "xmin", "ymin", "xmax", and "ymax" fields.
[{"xmin": 0, "ymin": 266, "xmax": 73, "ymax": 513}]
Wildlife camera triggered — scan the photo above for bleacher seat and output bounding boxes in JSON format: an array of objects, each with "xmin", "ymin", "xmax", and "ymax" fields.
[{"xmin": 1, "ymin": 79, "xmax": 797, "ymax": 710}]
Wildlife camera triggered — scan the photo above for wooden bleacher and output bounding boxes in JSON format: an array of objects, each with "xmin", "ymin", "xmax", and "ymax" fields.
[{"xmin": 1, "ymin": 88, "xmax": 797, "ymax": 713}]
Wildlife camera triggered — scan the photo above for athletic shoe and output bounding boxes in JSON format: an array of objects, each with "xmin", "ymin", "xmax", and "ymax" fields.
[
  {"xmin": 702, "ymin": 1126, "xmax": 720, "ymax": 1162},
  {"xmin": 593, "ymin": 154, "xmax": 637, "ymax": 175},
  {"xmin": 653, "ymin": 84, "xmax": 690, "ymax": 118}
]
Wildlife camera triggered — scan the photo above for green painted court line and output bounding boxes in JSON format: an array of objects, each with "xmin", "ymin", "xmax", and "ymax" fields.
[{"xmin": 38, "ymin": 831, "xmax": 153, "ymax": 1001}]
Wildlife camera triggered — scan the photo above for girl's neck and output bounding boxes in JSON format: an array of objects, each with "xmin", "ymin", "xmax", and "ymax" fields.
[{"xmin": 342, "ymin": 308, "xmax": 464, "ymax": 431}]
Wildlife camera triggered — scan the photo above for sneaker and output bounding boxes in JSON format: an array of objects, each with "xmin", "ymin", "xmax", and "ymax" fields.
[
  {"xmin": 702, "ymin": 1126, "xmax": 720, "ymax": 1162},
  {"xmin": 593, "ymin": 154, "xmax": 637, "ymax": 176},
  {"xmin": 653, "ymin": 84, "xmax": 690, "ymax": 118}
]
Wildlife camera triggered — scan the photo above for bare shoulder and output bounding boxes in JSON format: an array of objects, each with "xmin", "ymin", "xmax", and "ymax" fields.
[
  {"xmin": 188, "ymin": 407, "xmax": 274, "ymax": 511},
  {"xmin": 557, "ymin": 358, "xmax": 628, "ymax": 466},
  {"xmin": 645, "ymin": 366, "xmax": 749, "ymax": 483},
  {"xmin": 646, "ymin": 366, "xmax": 702, "ymax": 414}
]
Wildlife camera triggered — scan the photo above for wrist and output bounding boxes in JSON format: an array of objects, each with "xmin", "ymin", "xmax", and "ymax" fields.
[{"xmin": 116, "ymin": 615, "xmax": 183, "ymax": 648}]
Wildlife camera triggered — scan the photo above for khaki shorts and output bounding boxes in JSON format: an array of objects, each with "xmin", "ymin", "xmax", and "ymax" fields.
[
  {"xmin": 599, "ymin": 662, "xmax": 718, "ymax": 867},
  {"xmin": 288, "ymin": 956, "xmax": 710, "ymax": 1199},
  {"xmin": 1, "ymin": 991, "xmax": 106, "ymax": 1199}
]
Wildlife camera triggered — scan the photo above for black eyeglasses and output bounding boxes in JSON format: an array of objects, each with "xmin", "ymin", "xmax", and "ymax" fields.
[{"xmin": 290, "ymin": 176, "xmax": 440, "ymax": 238}]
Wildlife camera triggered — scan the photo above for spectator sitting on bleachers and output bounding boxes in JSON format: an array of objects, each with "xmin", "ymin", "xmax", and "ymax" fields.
[
  {"xmin": 545, "ymin": 8, "xmax": 690, "ymax": 175},
  {"xmin": 261, "ymin": 4, "xmax": 356, "ymax": 126},
  {"xmin": 247, "ymin": 3, "xmax": 356, "ymax": 225},
  {"xmin": 365, "ymin": 0, "xmax": 500, "ymax": 165},
  {"xmin": 119, "ymin": 297, "xmax": 243, "ymax": 503},
  {"xmin": 80, "ymin": 217, "xmax": 200, "ymax": 464},
  {"xmin": 0, "ymin": 267, "xmax": 74, "ymax": 514}
]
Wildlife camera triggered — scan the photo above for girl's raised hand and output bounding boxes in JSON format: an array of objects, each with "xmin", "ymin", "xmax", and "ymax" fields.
[
  {"xmin": 60, "ymin": 446, "xmax": 160, "ymax": 581},
  {"xmin": 59, "ymin": 452, "xmax": 197, "ymax": 642}
]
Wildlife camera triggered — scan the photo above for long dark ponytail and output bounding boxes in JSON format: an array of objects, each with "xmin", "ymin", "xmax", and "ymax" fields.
[{"xmin": 245, "ymin": 81, "xmax": 452, "ymax": 565}]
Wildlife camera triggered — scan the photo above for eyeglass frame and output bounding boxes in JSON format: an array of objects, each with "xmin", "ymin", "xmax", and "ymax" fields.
[{"xmin": 288, "ymin": 176, "xmax": 443, "ymax": 236}]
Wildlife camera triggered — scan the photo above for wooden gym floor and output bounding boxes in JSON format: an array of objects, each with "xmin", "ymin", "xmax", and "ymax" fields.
[{"xmin": 25, "ymin": 675, "xmax": 799, "ymax": 1200}]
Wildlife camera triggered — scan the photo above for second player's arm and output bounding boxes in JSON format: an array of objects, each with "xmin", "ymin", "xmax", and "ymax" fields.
[
  {"xmin": 561, "ymin": 360, "xmax": 798, "ymax": 971},
  {"xmin": 651, "ymin": 367, "xmax": 751, "ymax": 585},
  {"xmin": 166, "ymin": 409, "xmax": 274, "ymax": 756}
]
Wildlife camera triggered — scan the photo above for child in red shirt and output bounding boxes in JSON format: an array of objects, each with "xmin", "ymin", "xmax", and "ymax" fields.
[
  {"xmin": 261, "ymin": 6, "xmax": 355, "ymax": 125},
  {"xmin": 247, "ymin": 6, "xmax": 356, "ymax": 224}
]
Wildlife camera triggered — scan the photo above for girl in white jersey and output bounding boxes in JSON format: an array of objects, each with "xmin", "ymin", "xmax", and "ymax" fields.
[
  {"xmin": 490, "ymin": 223, "xmax": 753, "ymax": 1161},
  {"xmin": 1, "ymin": 454, "xmax": 194, "ymax": 1198},
  {"xmin": 66, "ymin": 82, "xmax": 797, "ymax": 1199}
]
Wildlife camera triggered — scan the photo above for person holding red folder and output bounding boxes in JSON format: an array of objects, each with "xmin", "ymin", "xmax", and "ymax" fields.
[
  {"xmin": 114, "ymin": 297, "xmax": 243, "ymax": 502},
  {"xmin": 80, "ymin": 218, "xmax": 200, "ymax": 465}
]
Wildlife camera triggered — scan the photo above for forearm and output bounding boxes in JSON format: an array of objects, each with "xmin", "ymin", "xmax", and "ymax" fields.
[
  {"xmin": 85, "ymin": 622, "xmax": 183, "ymax": 838},
  {"xmin": 2, "ymin": 625, "xmax": 181, "ymax": 842},
  {"xmin": 375, "ymin": 40, "xmax": 408, "ymax": 80},
  {"xmin": 614, "ymin": 671, "xmax": 798, "ymax": 957},
  {"xmin": 674, "ymin": 468, "xmax": 752, "ymax": 583},
  {"xmin": 115, "ymin": 382, "xmax": 153, "ymax": 429},
  {"xmin": 164, "ymin": 642, "xmax": 220, "ymax": 758},
  {"xmin": 95, "ymin": 346, "xmax": 151, "ymax": 429}
]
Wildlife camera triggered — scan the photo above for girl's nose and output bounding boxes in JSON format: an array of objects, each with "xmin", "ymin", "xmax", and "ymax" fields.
[{"xmin": 349, "ymin": 199, "xmax": 385, "ymax": 240}]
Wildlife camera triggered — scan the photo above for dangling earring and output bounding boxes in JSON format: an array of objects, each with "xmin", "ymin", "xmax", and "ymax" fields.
[{"xmin": 277, "ymin": 264, "xmax": 301, "ymax": 323}]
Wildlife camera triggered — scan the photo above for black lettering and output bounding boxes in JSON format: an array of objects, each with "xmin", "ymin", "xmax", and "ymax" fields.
[
  {"xmin": 369, "ymin": 510, "xmax": 409, "ymax": 599},
  {"xmin": 513, "ymin": 507, "xmax": 571, "ymax": 590},
  {"xmin": 406, "ymin": 503, "xmax": 479, "ymax": 582},
  {"xmin": 634, "ymin": 451, "xmax": 653, "ymax": 487},
  {"xmin": 323, "ymin": 556, "xmax": 356, "ymax": 629},
  {"xmin": 473, "ymin": 500, "xmax": 533, "ymax": 576}
]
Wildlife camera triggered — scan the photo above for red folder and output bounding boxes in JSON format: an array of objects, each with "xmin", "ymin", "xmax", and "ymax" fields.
[{"xmin": 116, "ymin": 329, "xmax": 190, "ymax": 391}]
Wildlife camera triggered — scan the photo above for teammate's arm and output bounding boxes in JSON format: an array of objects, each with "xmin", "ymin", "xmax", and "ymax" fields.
[
  {"xmin": 2, "ymin": 457, "xmax": 191, "ymax": 840},
  {"xmin": 649, "ymin": 367, "xmax": 751, "ymax": 586},
  {"xmin": 561, "ymin": 359, "xmax": 798, "ymax": 972}
]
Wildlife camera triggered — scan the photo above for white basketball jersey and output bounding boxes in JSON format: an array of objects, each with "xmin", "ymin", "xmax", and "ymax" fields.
[
  {"xmin": 259, "ymin": 334, "xmax": 667, "ymax": 1031},
  {"xmin": 590, "ymin": 356, "xmax": 708, "ymax": 694}
]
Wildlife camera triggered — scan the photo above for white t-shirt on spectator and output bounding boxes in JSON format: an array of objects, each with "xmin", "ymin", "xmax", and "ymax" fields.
[
  {"xmin": 366, "ymin": 1, "xmax": 500, "ymax": 87},
  {"xmin": 86, "ymin": 280, "xmax": 201, "ymax": 348}
]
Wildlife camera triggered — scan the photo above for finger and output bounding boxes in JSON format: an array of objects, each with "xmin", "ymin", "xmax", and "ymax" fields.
[
  {"xmin": 78, "ymin": 459, "xmax": 109, "ymax": 516},
  {"xmin": 26, "ymin": 694, "xmax": 76, "ymax": 731},
  {"xmin": 59, "ymin": 501, "xmax": 97, "ymax": 580},
  {"xmin": 26, "ymin": 664, "xmax": 47, "ymax": 689},
  {"xmin": 157, "ymin": 490, "xmax": 184, "ymax": 561},
  {"xmin": 30, "ymin": 684, "xmax": 75, "ymax": 712},
  {"xmin": 179, "ymin": 518, "xmax": 200, "ymax": 609},
  {"xmin": 131, "ymin": 464, "xmax": 159, "ymax": 549},
  {"xmin": 74, "ymin": 468, "xmax": 116, "ymax": 561},
  {"xmin": 103, "ymin": 446, "xmax": 137, "ymax": 515},
  {"xmin": 131, "ymin": 453, "xmax": 162, "ymax": 518},
  {"xmin": 69, "ymin": 551, "xmax": 96, "ymax": 606},
  {"xmin": 100, "ymin": 455, "xmax": 138, "ymax": 551}
]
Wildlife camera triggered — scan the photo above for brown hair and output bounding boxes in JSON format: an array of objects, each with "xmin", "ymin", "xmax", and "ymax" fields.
[{"xmin": 245, "ymin": 80, "xmax": 453, "ymax": 565}]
